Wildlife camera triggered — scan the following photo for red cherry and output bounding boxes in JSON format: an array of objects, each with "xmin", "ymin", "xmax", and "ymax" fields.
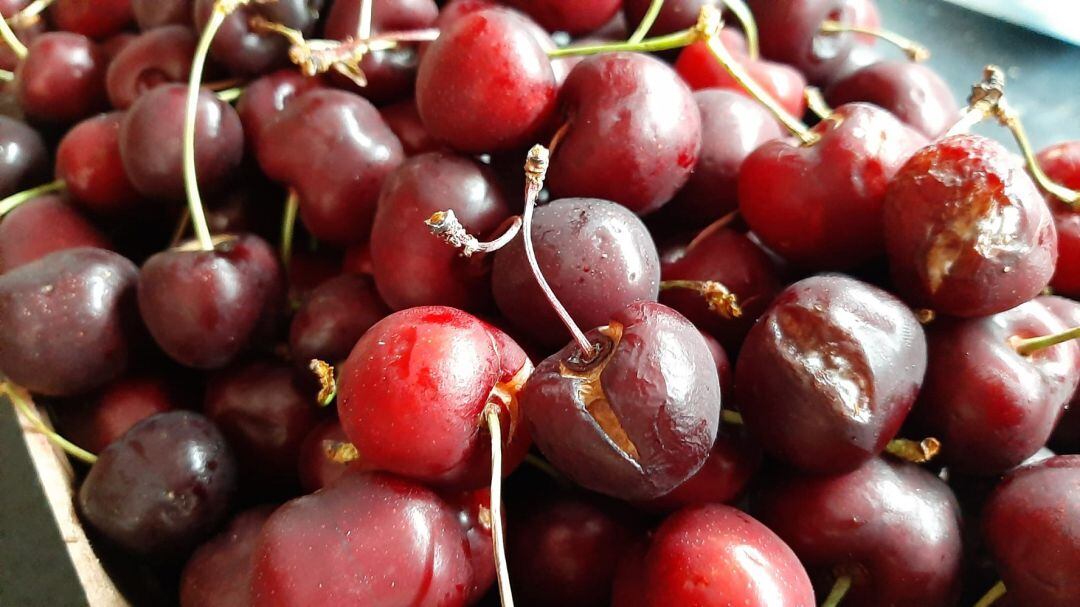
[
  {"xmin": 0, "ymin": 195, "xmax": 111, "ymax": 273},
  {"xmin": 105, "ymin": 25, "xmax": 197, "ymax": 110},
  {"xmin": 501, "ymin": 0, "xmax": 622, "ymax": 36},
  {"xmin": 1041, "ymin": 295, "xmax": 1080, "ymax": 453},
  {"xmin": 55, "ymin": 112, "xmax": 144, "ymax": 216},
  {"xmin": 749, "ymin": 0, "xmax": 860, "ymax": 84},
  {"xmin": 675, "ymin": 39, "xmax": 807, "ymax": 118},
  {"xmin": 181, "ymin": 506, "xmax": 273, "ymax": 607},
  {"xmin": 234, "ymin": 68, "xmax": 324, "ymax": 151},
  {"xmin": 289, "ymin": 273, "xmax": 389, "ymax": 369},
  {"xmin": 49, "ymin": 0, "xmax": 134, "ymax": 40},
  {"xmin": 55, "ymin": 375, "xmax": 178, "ymax": 453},
  {"xmin": 622, "ymin": 0, "xmax": 718, "ymax": 36},
  {"xmin": 380, "ymin": 99, "xmax": 444, "ymax": 156},
  {"xmin": 16, "ymin": 32, "xmax": 109, "ymax": 125},
  {"xmin": 131, "ymin": 0, "xmax": 192, "ymax": 30},
  {"xmin": 1036, "ymin": 141, "xmax": 1080, "ymax": 297},
  {"xmin": 445, "ymin": 487, "xmax": 498, "ymax": 603},
  {"xmin": 193, "ymin": 0, "xmax": 323, "ymax": 76},
  {"xmin": 297, "ymin": 419, "xmax": 354, "ymax": 493},
  {"xmin": 0, "ymin": 115, "xmax": 48, "ymax": 197},
  {"xmin": 826, "ymin": 60, "xmax": 959, "ymax": 138}
]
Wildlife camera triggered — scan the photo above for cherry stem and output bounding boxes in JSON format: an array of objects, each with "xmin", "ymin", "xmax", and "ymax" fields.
[
  {"xmin": 324, "ymin": 440, "xmax": 361, "ymax": 465},
  {"xmin": 0, "ymin": 179, "xmax": 65, "ymax": 217},
  {"xmin": 994, "ymin": 101, "xmax": 1080, "ymax": 207},
  {"xmin": 885, "ymin": 437, "xmax": 941, "ymax": 463},
  {"xmin": 0, "ymin": 11, "xmax": 27, "ymax": 59},
  {"xmin": 547, "ymin": 27, "xmax": 697, "ymax": 58},
  {"xmin": 1010, "ymin": 325, "xmax": 1080, "ymax": 356},
  {"xmin": 821, "ymin": 574, "xmax": 853, "ymax": 607},
  {"xmin": 520, "ymin": 145, "xmax": 596, "ymax": 359},
  {"xmin": 721, "ymin": 410, "xmax": 744, "ymax": 425},
  {"xmin": 686, "ymin": 209, "xmax": 740, "ymax": 250},
  {"xmin": 425, "ymin": 210, "xmax": 522, "ymax": 258},
  {"xmin": 659, "ymin": 280, "xmax": 743, "ymax": 319},
  {"xmin": 805, "ymin": 86, "xmax": 832, "ymax": 120},
  {"xmin": 214, "ymin": 86, "xmax": 244, "ymax": 103},
  {"xmin": 628, "ymin": 0, "xmax": 664, "ymax": 44},
  {"xmin": 719, "ymin": 0, "xmax": 759, "ymax": 59},
  {"xmin": 944, "ymin": 65, "xmax": 1006, "ymax": 137},
  {"xmin": 281, "ymin": 189, "xmax": 299, "ymax": 266},
  {"xmin": 6, "ymin": 0, "xmax": 52, "ymax": 29},
  {"xmin": 819, "ymin": 20, "xmax": 930, "ymax": 61},
  {"xmin": 309, "ymin": 359, "xmax": 337, "ymax": 407},
  {"xmin": 357, "ymin": 0, "xmax": 373, "ymax": 40},
  {"xmin": 974, "ymin": 581, "xmax": 1007, "ymax": 607},
  {"xmin": 169, "ymin": 208, "xmax": 191, "ymax": 247},
  {"xmin": 2, "ymin": 382, "xmax": 97, "ymax": 465},
  {"xmin": 0, "ymin": 68, "xmax": 12, "ymax": 82},
  {"xmin": 484, "ymin": 403, "xmax": 515, "ymax": 607}
]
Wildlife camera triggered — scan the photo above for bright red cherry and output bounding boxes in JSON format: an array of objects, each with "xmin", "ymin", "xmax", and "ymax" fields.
[
  {"xmin": 0, "ymin": 195, "xmax": 111, "ymax": 273},
  {"xmin": 55, "ymin": 375, "xmax": 178, "ymax": 453},
  {"xmin": 181, "ymin": 506, "xmax": 273, "ymax": 607},
  {"xmin": 675, "ymin": 39, "xmax": 807, "ymax": 118},
  {"xmin": 55, "ymin": 112, "xmax": 144, "ymax": 216}
]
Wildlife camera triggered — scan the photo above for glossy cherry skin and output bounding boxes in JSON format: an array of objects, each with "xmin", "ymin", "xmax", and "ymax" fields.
[
  {"xmin": 57, "ymin": 375, "xmax": 178, "ymax": 453},
  {"xmin": 50, "ymin": 0, "xmax": 133, "ymax": 40},
  {"xmin": 522, "ymin": 301, "xmax": 720, "ymax": 500},
  {"xmin": 235, "ymin": 69, "xmax": 324, "ymax": 151},
  {"xmin": 502, "ymin": 0, "xmax": 621, "ymax": 35},
  {"xmin": 79, "ymin": 411, "xmax": 236, "ymax": 556},
  {"xmin": 735, "ymin": 274, "xmax": 927, "ymax": 474},
  {"xmin": 297, "ymin": 419, "xmax": 353, "ymax": 492},
  {"xmin": 0, "ymin": 248, "xmax": 139, "ymax": 396},
  {"xmin": 740, "ymin": 103, "xmax": 927, "ymax": 270},
  {"xmin": 416, "ymin": 7, "xmax": 558, "ymax": 153},
  {"xmin": 826, "ymin": 60, "xmax": 958, "ymax": 138},
  {"xmin": 445, "ymin": 487, "xmax": 497, "ymax": 603},
  {"xmin": 323, "ymin": 0, "xmax": 440, "ymax": 104},
  {"xmin": 55, "ymin": 112, "xmax": 144, "ymax": 216},
  {"xmin": 548, "ymin": 52, "xmax": 700, "ymax": 214},
  {"xmin": 370, "ymin": 152, "xmax": 511, "ymax": 311},
  {"xmin": 621, "ymin": 504, "xmax": 815, "ymax": 607},
  {"xmin": 194, "ymin": 0, "xmax": 324, "ymax": 76},
  {"xmin": 884, "ymin": 134, "xmax": 1057, "ymax": 317},
  {"xmin": 105, "ymin": 25, "xmax": 196, "ymax": 110},
  {"xmin": 754, "ymin": 457, "xmax": 964, "ymax": 607},
  {"xmin": 910, "ymin": 300, "xmax": 1078, "ymax": 475},
  {"xmin": 492, "ymin": 197, "xmax": 661, "ymax": 348},
  {"xmin": 622, "ymin": 0, "xmax": 717, "ymax": 36},
  {"xmin": 0, "ymin": 116, "xmax": 48, "ymax": 198},
  {"xmin": 0, "ymin": 196, "xmax": 111, "ymax": 273},
  {"xmin": 983, "ymin": 455, "xmax": 1080, "ymax": 606},
  {"xmin": 289, "ymin": 273, "xmax": 389, "ymax": 369},
  {"xmin": 1041, "ymin": 295, "xmax": 1080, "ymax": 453},
  {"xmin": 181, "ymin": 506, "xmax": 274, "ymax": 607},
  {"xmin": 675, "ymin": 39, "xmax": 808, "ymax": 118},
  {"xmin": 257, "ymin": 89, "xmax": 404, "ymax": 246},
  {"xmin": 1036, "ymin": 142, "xmax": 1080, "ymax": 297},
  {"xmin": 120, "ymin": 84, "xmax": 245, "ymax": 201},
  {"xmin": 16, "ymin": 32, "xmax": 109, "ymax": 125},
  {"xmin": 379, "ymin": 99, "xmax": 443, "ymax": 156},
  {"xmin": 138, "ymin": 234, "xmax": 284, "ymax": 369},
  {"xmin": 251, "ymin": 471, "xmax": 473, "ymax": 606},
  {"xmin": 749, "ymin": 0, "xmax": 859, "ymax": 85},
  {"xmin": 132, "ymin": 0, "xmax": 191, "ymax": 30},
  {"xmin": 338, "ymin": 306, "xmax": 531, "ymax": 490}
]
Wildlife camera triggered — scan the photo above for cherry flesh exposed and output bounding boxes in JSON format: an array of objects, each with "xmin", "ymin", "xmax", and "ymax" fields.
[
  {"xmin": 16, "ymin": 32, "xmax": 109, "ymax": 125},
  {"xmin": 105, "ymin": 25, "xmax": 197, "ymax": 110},
  {"xmin": 753, "ymin": 456, "xmax": 964, "ymax": 607},
  {"xmin": 55, "ymin": 112, "xmax": 144, "ymax": 216},
  {"xmin": 675, "ymin": 39, "xmax": 808, "ymax": 118},
  {"xmin": 735, "ymin": 274, "xmax": 927, "ymax": 474},
  {"xmin": 56, "ymin": 375, "xmax": 179, "ymax": 453},
  {"xmin": 1036, "ymin": 141, "xmax": 1080, "ymax": 297},
  {"xmin": 181, "ymin": 506, "xmax": 273, "ymax": 607},
  {"xmin": 194, "ymin": 0, "xmax": 325, "ymax": 76},
  {"xmin": 0, "ymin": 116, "xmax": 48, "ymax": 198},
  {"xmin": 0, "ymin": 247, "xmax": 138, "ymax": 396},
  {"xmin": 0, "ymin": 195, "xmax": 111, "ymax": 273},
  {"xmin": 79, "ymin": 411, "xmax": 236, "ymax": 556},
  {"xmin": 297, "ymin": 419, "xmax": 353, "ymax": 492},
  {"xmin": 826, "ymin": 59, "xmax": 959, "ymax": 138},
  {"xmin": 289, "ymin": 273, "xmax": 389, "ymax": 369},
  {"xmin": 502, "ymin": 0, "xmax": 621, "ymax": 36}
]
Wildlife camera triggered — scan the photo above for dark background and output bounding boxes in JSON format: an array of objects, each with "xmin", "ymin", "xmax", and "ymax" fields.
[{"xmin": 1, "ymin": 0, "xmax": 1078, "ymax": 604}]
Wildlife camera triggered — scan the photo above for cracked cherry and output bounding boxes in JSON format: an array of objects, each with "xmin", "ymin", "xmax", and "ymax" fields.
[
  {"xmin": 56, "ymin": 112, "xmax": 144, "ymax": 216},
  {"xmin": 826, "ymin": 59, "xmax": 959, "ymax": 138},
  {"xmin": 1036, "ymin": 141, "xmax": 1080, "ymax": 297},
  {"xmin": 753, "ymin": 456, "xmax": 964, "ymax": 607},
  {"xmin": 749, "ymin": 0, "xmax": 860, "ymax": 84},
  {"xmin": 289, "ymin": 273, "xmax": 389, "ymax": 370},
  {"xmin": 194, "ymin": 0, "xmax": 325, "ymax": 76},
  {"xmin": 735, "ymin": 274, "xmax": 927, "ymax": 474},
  {"xmin": 675, "ymin": 39, "xmax": 808, "ymax": 118},
  {"xmin": 105, "ymin": 25, "xmax": 197, "ymax": 110},
  {"xmin": 50, "ymin": 0, "xmax": 134, "ymax": 40},
  {"xmin": 16, "ymin": 32, "xmax": 109, "ymax": 125},
  {"xmin": 884, "ymin": 134, "xmax": 1057, "ymax": 316},
  {"xmin": 0, "ymin": 195, "xmax": 111, "ymax": 273},
  {"xmin": 0, "ymin": 116, "xmax": 48, "ymax": 198},
  {"xmin": 181, "ymin": 506, "xmax": 273, "ymax": 607}
]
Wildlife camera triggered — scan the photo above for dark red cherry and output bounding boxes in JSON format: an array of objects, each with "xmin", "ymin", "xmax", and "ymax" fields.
[
  {"xmin": 323, "ymin": 0, "xmax": 439, "ymax": 104},
  {"xmin": 1036, "ymin": 142, "xmax": 1080, "ymax": 297},
  {"xmin": 105, "ymin": 25, "xmax": 196, "ymax": 110},
  {"xmin": 251, "ymin": 471, "xmax": 473, "ymax": 605},
  {"xmin": 502, "ymin": 0, "xmax": 621, "ymax": 35},
  {"xmin": 194, "ymin": 0, "xmax": 324, "ymax": 76},
  {"xmin": 338, "ymin": 306, "xmax": 531, "ymax": 489},
  {"xmin": 826, "ymin": 60, "xmax": 958, "ymax": 138},
  {"xmin": 138, "ymin": 234, "xmax": 284, "ymax": 369},
  {"xmin": 283, "ymin": 248, "xmax": 340, "ymax": 303},
  {"xmin": 444, "ymin": 487, "xmax": 497, "ymax": 603},
  {"xmin": 120, "ymin": 84, "xmax": 244, "ymax": 201},
  {"xmin": 982, "ymin": 455, "xmax": 1080, "ymax": 607},
  {"xmin": 622, "ymin": 0, "xmax": 717, "ymax": 36},
  {"xmin": 16, "ymin": 32, "xmax": 109, "ymax": 125},
  {"xmin": 56, "ymin": 375, "xmax": 178, "ymax": 453},
  {"xmin": 416, "ymin": 7, "xmax": 558, "ymax": 153},
  {"xmin": 379, "ymin": 99, "xmax": 443, "ymax": 156},
  {"xmin": 735, "ymin": 274, "xmax": 927, "ymax": 474},
  {"xmin": 289, "ymin": 273, "xmax": 389, "ymax": 369},
  {"xmin": 0, "ymin": 247, "xmax": 138, "ymax": 396},
  {"xmin": 181, "ymin": 506, "xmax": 273, "ymax": 607},
  {"xmin": 297, "ymin": 419, "xmax": 353, "ymax": 492},
  {"xmin": 675, "ymin": 39, "xmax": 808, "ymax": 118},
  {"xmin": 49, "ymin": 0, "xmax": 134, "ymax": 40},
  {"xmin": 749, "ymin": 0, "xmax": 859, "ymax": 84},
  {"xmin": 754, "ymin": 456, "xmax": 964, "ymax": 607},
  {"xmin": 883, "ymin": 134, "xmax": 1057, "ymax": 316},
  {"xmin": 132, "ymin": 0, "xmax": 191, "ymax": 30},
  {"xmin": 234, "ymin": 68, "xmax": 323, "ymax": 151},
  {"xmin": 0, "ymin": 116, "xmax": 48, "ymax": 198},
  {"xmin": 55, "ymin": 112, "xmax": 144, "ymax": 216},
  {"xmin": 257, "ymin": 89, "xmax": 404, "ymax": 246},
  {"xmin": 1041, "ymin": 295, "xmax": 1080, "ymax": 453},
  {"xmin": 492, "ymin": 197, "xmax": 660, "ymax": 348},
  {"xmin": 621, "ymin": 504, "xmax": 815, "ymax": 607},
  {"xmin": 0, "ymin": 195, "xmax": 111, "ymax": 273},
  {"xmin": 522, "ymin": 301, "xmax": 720, "ymax": 500},
  {"xmin": 910, "ymin": 300, "xmax": 1078, "ymax": 475},
  {"xmin": 99, "ymin": 31, "xmax": 137, "ymax": 61},
  {"xmin": 0, "ymin": 1, "xmax": 43, "ymax": 72},
  {"xmin": 370, "ymin": 152, "xmax": 510, "ymax": 311},
  {"xmin": 548, "ymin": 52, "xmax": 700, "ymax": 214},
  {"xmin": 79, "ymin": 411, "xmax": 236, "ymax": 556},
  {"xmin": 740, "ymin": 103, "xmax": 927, "ymax": 270}
]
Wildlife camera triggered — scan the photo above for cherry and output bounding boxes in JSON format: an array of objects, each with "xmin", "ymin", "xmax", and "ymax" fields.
[
  {"xmin": 55, "ymin": 112, "xmax": 144, "ymax": 216},
  {"xmin": 547, "ymin": 52, "xmax": 701, "ymax": 214},
  {"xmin": 138, "ymin": 233, "xmax": 284, "ymax": 369},
  {"xmin": 445, "ymin": 487, "xmax": 497, "ymax": 603},
  {"xmin": 181, "ymin": 506, "xmax": 273, "ymax": 607},
  {"xmin": 735, "ymin": 274, "xmax": 927, "ymax": 474},
  {"xmin": 0, "ymin": 0, "xmax": 42, "ymax": 72},
  {"xmin": 56, "ymin": 375, "xmax": 179, "ymax": 453},
  {"xmin": 618, "ymin": 504, "xmax": 815, "ymax": 606},
  {"xmin": 283, "ymin": 247, "xmax": 341, "ymax": 303},
  {"xmin": 371, "ymin": 152, "xmax": 511, "ymax": 311},
  {"xmin": 910, "ymin": 299, "xmax": 1078, "ymax": 475},
  {"xmin": 194, "ymin": 0, "xmax": 324, "ymax": 76},
  {"xmin": 289, "ymin": 273, "xmax": 389, "ymax": 369},
  {"xmin": 826, "ymin": 60, "xmax": 959, "ymax": 138},
  {"xmin": 883, "ymin": 134, "xmax": 1057, "ymax": 317},
  {"xmin": 739, "ymin": 103, "xmax": 927, "ymax": 270},
  {"xmin": 121, "ymin": 83, "xmax": 244, "ymax": 202},
  {"xmin": 132, "ymin": 0, "xmax": 192, "ymax": 30},
  {"xmin": 0, "ymin": 195, "xmax": 111, "ymax": 273},
  {"xmin": 338, "ymin": 306, "xmax": 531, "ymax": 489},
  {"xmin": 492, "ymin": 197, "xmax": 660, "ymax": 348},
  {"xmin": 416, "ymin": 7, "xmax": 558, "ymax": 153},
  {"xmin": 1036, "ymin": 141, "xmax": 1080, "ymax": 297},
  {"xmin": 0, "ymin": 247, "xmax": 139, "ymax": 396},
  {"xmin": 753, "ymin": 456, "xmax": 964, "ymax": 607},
  {"xmin": 982, "ymin": 455, "xmax": 1080, "ymax": 607},
  {"xmin": 749, "ymin": 0, "xmax": 859, "ymax": 84},
  {"xmin": 502, "ymin": 0, "xmax": 622, "ymax": 36},
  {"xmin": 622, "ymin": 0, "xmax": 720, "ymax": 36},
  {"xmin": 15, "ymin": 32, "xmax": 109, "ymax": 125},
  {"xmin": 323, "ymin": 0, "xmax": 440, "ymax": 104},
  {"xmin": 99, "ymin": 31, "xmax": 137, "ymax": 61},
  {"xmin": 234, "ymin": 68, "xmax": 323, "ymax": 151},
  {"xmin": 297, "ymin": 418, "xmax": 353, "ymax": 492},
  {"xmin": 49, "ymin": 0, "xmax": 134, "ymax": 41},
  {"xmin": 0, "ymin": 115, "xmax": 48, "ymax": 198},
  {"xmin": 675, "ymin": 39, "xmax": 807, "ymax": 118},
  {"xmin": 379, "ymin": 99, "xmax": 442, "ymax": 155},
  {"xmin": 257, "ymin": 89, "xmax": 404, "ymax": 246},
  {"xmin": 105, "ymin": 25, "xmax": 197, "ymax": 110},
  {"xmin": 78, "ymin": 411, "xmax": 236, "ymax": 556},
  {"xmin": 1041, "ymin": 295, "xmax": 1080, "ymax": 453}
]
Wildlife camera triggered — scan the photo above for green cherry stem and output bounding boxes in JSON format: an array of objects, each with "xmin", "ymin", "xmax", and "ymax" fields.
[
  {"xmin": 3, "ymin": 382, "xmax": 98, "ymax": 465},
  {"xmin": 280, "ymin": 189, "xmax": 299, "ymax": 266},
  {"xmin": 819, "ymin": 20, "xmax": 929, "ymax": 61},
  {"xmin": 994, "ymin": 101, "xmax": 1080, "ymax": 208},
  {"xmin": 628, "ymin": 0, "xmax": 664, "ymax": 44},
  {"xmin": 547, "ymin": 27, "xmax": 697, "ymax": 58},
  {"xmin": 0, "ymin": 11, "xmax": 27, "ymax": 59},
  {"xmin": 214, "ymin": 86, "xmax": 244, "ymax": 103},
  {"xmin": 821, "ymin": 575, "xmax": 853, "ymax": 607},
  {"xmin": 721, "ymin": 410, "xmax": 744, "ymax": 425},
  {"xmin": 6, "ymin": 0, "xmax": 53, "ymax": 28},
  {"xmin": 973, "ymin": 581, "xmax": 1007, "ymax": 607},
  {"xmin": 884, "ymin": 437, "xmax": 941, "ymax": 463},
  {"xmin": 719, "ymin": 0, "xmax": 759, "ymax": 59},
  {"xmin": 0, "ymin": 68, "xmax": 13, "ymax": 82},
  {"xmin": 1010, "ymin": 325, "xmax": 1080, "ymax": 356},
  {"xmin": 0, "ymin": 179, "xmax": 66, "ymax": 217}
]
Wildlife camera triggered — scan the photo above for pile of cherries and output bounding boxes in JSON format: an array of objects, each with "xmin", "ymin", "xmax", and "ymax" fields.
[{"xmin": 1, "ymin": 0, "xmax": 1079, "ymax": 605}]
